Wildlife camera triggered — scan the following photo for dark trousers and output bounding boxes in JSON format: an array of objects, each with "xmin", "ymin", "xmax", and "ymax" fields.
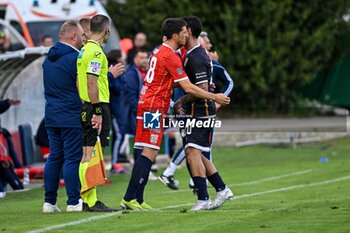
[{"xmin": 44, "ymin": 127, "xmax": 82, "ymax": 205}]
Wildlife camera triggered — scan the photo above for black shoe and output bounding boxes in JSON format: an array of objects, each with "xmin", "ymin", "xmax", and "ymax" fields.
[
  {"xmin": 88, "ymin": 201, "xmax": 118, "ymax": 212},
  {"xmin": 83, "ymin": 202, "xmax": 90, "ymax": 211},
  {"xmin": 158, "ymin": 174, "xmax": 179, "ymax": 190},
  {"xmin": 189, "ymin": 184, "xmax": 198, "ymax": 195}
]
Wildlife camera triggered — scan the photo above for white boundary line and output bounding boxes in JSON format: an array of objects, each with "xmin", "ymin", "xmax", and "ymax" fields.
[
  {"xmin": 27, "ymin": 174, "xmax": 350, "ymax": 233},
  {"xmin": 158, "ymin": 174, "xmax": 350, "ymax": 210},
  {"xmin": 233, "ymin": 169, "xmax": 313, "ymax": 186},
  {"xmin": 161, "ymin": 169, "xmax": 313, "ymax": 194}
]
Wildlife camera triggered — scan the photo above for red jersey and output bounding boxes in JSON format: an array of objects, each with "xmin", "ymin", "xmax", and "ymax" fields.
[{"xmin": 139, "ymin": 43, "xmax": 188, "ymax": 112}]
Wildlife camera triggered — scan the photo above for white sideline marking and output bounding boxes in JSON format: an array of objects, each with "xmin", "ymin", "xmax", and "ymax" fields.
[
  {"xmin": 233, "ymin": 175, "xmax": 350, "ymax": 200},
  {"xmin": 233, "ymin": 169, "xmax": 313, "ymax": 186},
  {"xmin": 26, "ymin": 212, "xmax": 122, "ymax": 233},
  {"xmin": 27, "ymin": 174, "xmax": 350, "ymax": 233},
  {"xmin": 161, "ymin": 169, "xmax": 313, "ymax": 194},
  {"xmin": 158, "ymin": 174, "xmax": 350, "ymax": 210}
]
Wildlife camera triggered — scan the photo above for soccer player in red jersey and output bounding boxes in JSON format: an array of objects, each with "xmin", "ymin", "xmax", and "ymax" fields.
[{"xmin": 120, "ymin": 18, "xmax": 230, "ymax": 210}]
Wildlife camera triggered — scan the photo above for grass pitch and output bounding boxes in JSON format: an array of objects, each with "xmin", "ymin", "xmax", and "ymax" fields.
[{"xmin": 1, "ymin": 136, "xmax": 350, "ymax": 233}]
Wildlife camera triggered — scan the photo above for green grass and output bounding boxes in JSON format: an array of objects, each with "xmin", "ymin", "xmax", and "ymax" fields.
[{"xmin": 1, "ymin": 136, "xmax": 350, "ymax": 233}]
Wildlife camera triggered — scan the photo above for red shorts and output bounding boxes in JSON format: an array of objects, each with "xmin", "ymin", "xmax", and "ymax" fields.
[{"xmin": 134, "ymin": 106, "xmax": 166, "ymax": 150}]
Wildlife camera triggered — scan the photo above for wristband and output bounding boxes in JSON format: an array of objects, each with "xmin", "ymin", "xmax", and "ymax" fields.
[{"xmin": 92, "ymin": 103, "xmax": 102, "ymax": 115}]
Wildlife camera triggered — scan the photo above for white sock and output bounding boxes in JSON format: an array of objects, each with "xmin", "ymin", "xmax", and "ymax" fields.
[
  {"xmin": 163, "ymin": 162, "xmax": 177, "ymax": 177},
  {"xmin": 189, "ymin": 177, "xmax": 194, "ymax": 186}
]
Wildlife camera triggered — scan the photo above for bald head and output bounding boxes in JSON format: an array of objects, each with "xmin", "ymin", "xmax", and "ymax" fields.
[{"xmin": 59, "ymin": 20, "xmax": 85, "ymax": 50}]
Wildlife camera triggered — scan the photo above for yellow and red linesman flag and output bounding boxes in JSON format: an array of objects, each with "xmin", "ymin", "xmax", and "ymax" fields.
[{"xmin": 80, "ymin": 137, "xmax": 107, "ymax": 194}]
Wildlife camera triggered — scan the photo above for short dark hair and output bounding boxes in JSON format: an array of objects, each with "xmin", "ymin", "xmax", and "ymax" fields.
[
  {"xmin": 107, "ymin": 49, "xmax": 122, "ymax": 64},
  {"xmin": 135, "ymin": 49, "xmax": 148, "ymax": 57},
  {"xmin": 182, "ymin": 16, "xmax": 202, "ymax": 38},
  {"xmin": 90, "ymin": 14, "xmax": 110, "ymax": 34},
  {"xmin": 79, "ymin": 18, "xmax": 91, "ymax": 30},
  {"xmin": 161, "ymin": 18, "xmax": 186, "ymax": 39}
]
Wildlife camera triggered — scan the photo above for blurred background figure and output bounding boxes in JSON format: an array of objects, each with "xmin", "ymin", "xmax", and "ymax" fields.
[
  {"xmin": 199, "ymin": 31, "xmax": 218, "ymax": 61},
  {"xmin": 40, "ymin": 35, "xmax": 54, "ymax": 47},
  {"xmin": 126, "ymin": 32, "xmax": 148, "ymax": 64},
  {"xmin": 119, "ymin": 37, "xmax": 133, "ymax": 64},
  {"xmin": 0, "ymin": 98, "xmax": 23, "ymax": 199},
  {"xmin": 107, "ymin": 49, "xmax": 127, "ymax": 174},
  {"xmin": 121, "ymin": 50, "xmax": 148, "ymax": 162},
  {"xmin": 0, "ymin": 31, "xmax": 8, "ymax": 53}
]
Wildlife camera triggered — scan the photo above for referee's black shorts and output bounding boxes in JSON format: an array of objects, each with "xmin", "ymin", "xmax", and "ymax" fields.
[{"xmin": 81, "ymin": 102, "xmax": 111, "ymax": 147}]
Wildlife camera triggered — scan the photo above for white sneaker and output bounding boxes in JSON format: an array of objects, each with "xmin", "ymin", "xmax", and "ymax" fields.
[
  {"xmin": 191, "ymin": 199, "xmax": 213, "ymax": 211},
  {"xmin": 43, "ymin": 202, "xmax": 61, "ymax": 213},
  {"xmin": 213, "ymin": 186, "xmax": 234, "ymax": 209},
  {"xmin": 66, "ymin": 199, "xmax": 83, "ymax": 212}
]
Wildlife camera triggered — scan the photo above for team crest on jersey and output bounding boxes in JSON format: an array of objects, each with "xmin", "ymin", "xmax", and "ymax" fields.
[
  {"xmin": 89, "ymin": 61, "xmax": 101, "ymax": 73},
  {"xmin": 94, "ymin": 51, "xmax": 101, "ymax": 58},
  {"xmin": 150, "ymin": 134, "xmax": 159, "ymax": 144},
  {"xmin": 177, "ymin": 68, "xmax": 183, "ymax": 75}
]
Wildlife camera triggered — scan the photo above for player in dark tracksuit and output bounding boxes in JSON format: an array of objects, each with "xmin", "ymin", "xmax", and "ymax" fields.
[{"xmin": 109, "ymin": 70, "xmax": 127, "ymax": 172}]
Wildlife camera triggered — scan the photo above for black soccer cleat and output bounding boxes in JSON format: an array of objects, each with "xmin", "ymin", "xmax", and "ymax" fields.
[
  {"xmin": 158, "ymin": 174, "xmax": 179, "ymax": 190},
  {"xmin": 84, "ymin": 201, "xmax": 118, "ymax": 212},
  {"xmin": 82, "ymin": 202, "xmax": 90, "ymax": 211}
]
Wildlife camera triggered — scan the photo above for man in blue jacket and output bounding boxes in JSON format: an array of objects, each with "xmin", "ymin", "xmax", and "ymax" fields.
[
  {"xmin": 108, "ymin": 49, "xmax": 127, "ymax": 173},
  {"xmin": 42, "ymin": 21, "xmax": 85, "ymax": 212},
  {"xmin": 120, "ymin": 50, "xmax": 148, "ymax": 162}
]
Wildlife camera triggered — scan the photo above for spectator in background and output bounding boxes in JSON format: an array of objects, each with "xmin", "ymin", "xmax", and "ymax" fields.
[
  {"xmin": 0, "ymin": 99, "xmax": 21, "ymax": 115},
  {"xmin": 0, "ymin": 31, "xmax": 8, "ymax": 53},
  {"xmin": 0, "ymin": 98, "xmax": 22, "ymax": 168},
  {"xmin": 199, "ymin": 31, "xmax": 233, "ymax": 109},
  {"xmin": 126, "ymin": 32, "xmax": 148, "ymax": 64},
  {"xmin": 119, "ymin": 37, "xmax": 133, "ymax": 64},
  {"xmin": 41, "ymin": 35, "xmax": 54, "ymax": 47},
  {"xmin": 107, "ymin": 49, "xmax": 127, "ymax": 173},
  {"xmin": 121, "ymin": 50, "xmax": 148, "ymax": 162},
  {"xmin": 0, "ymin": 98, "xmax": 23, "ymax": 198},
  {"xmin": 42, "ymin": 21, "xmax": 85, "ymax": 213},
  {"xmin": 199, "ymin": 31, "xmax": 219, "ymax": 62}
]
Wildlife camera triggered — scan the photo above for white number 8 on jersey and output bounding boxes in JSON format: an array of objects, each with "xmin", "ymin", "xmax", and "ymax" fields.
[{"xmin": 145, "ymin": 56, "xmax": 157, "ymax": 84}]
